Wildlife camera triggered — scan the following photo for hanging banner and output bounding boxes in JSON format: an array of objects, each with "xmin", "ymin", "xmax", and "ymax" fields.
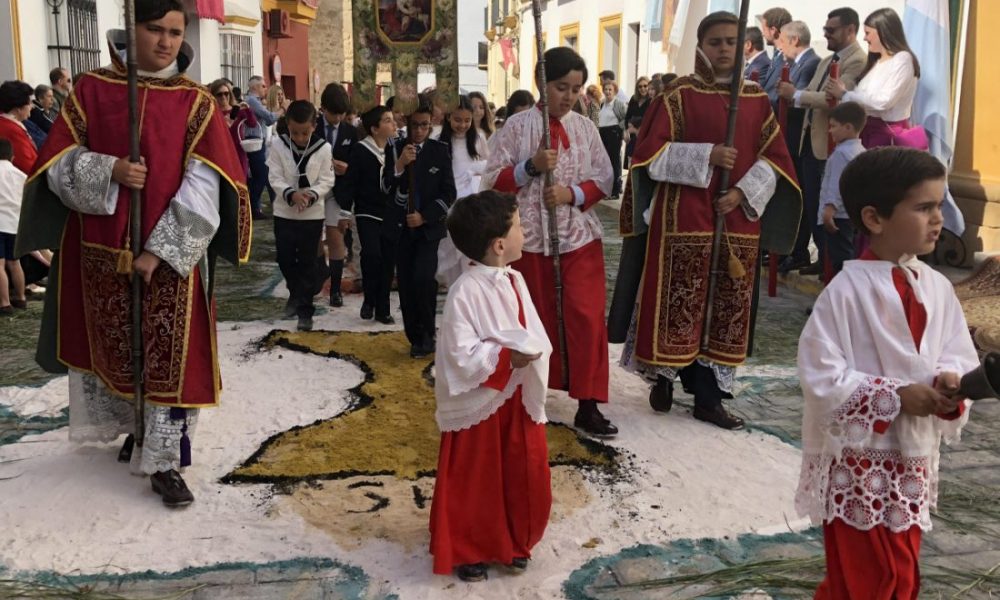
[{"xmin": 352, "ymin": 0, "xmax": 459, "ymax": 114}]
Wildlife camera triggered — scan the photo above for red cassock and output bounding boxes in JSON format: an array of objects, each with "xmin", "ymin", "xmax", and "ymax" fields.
[
  {"xmin": 28, "ymin": 64, "xmax": 251, "ymax": 407},
  {"xmin": 815, "ymin": 250, "xmax": 964, "ymax": 600},
  {"xmin": 624, "ymin": 69, "xmax": 799, "ymax": 368},
  {"xmin": 429, "ymin": 279, "xmax": 552, "ymax": 574}
]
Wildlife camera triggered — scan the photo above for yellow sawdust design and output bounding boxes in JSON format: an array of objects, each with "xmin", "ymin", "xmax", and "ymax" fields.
[{"xmin": 227, "ymin": 330, "xmax": 614, "ymax": 482}]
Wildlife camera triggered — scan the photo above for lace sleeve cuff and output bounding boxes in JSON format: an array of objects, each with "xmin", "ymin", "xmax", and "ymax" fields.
[
  {"xmin": 734, "ymin": 159, "xmax": 777, "ymax": 221},
  {"xmin": 647, "ymin": 142, "xmax": 713, "ymax": 187},
  {"xmin": 46, "ymin": 147, "xmax": 119, "ymax": 215},
  {"xmin": 145, "ymin": 160, "xmax": 221, "ymax": 277},
  {"xmin": 830, "ymin": 376, "xmax": 904, "ymax": 443}
]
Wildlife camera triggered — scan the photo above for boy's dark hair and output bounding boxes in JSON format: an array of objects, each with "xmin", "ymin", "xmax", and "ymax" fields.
[
  {"xmin": 698, "ymin": 11, "xmax": 739, "ymax": 45},
  {"xmin": 505, "ymin": 89, "xmax": 535, "ymax": 117},
  {"xmin": 829, "ymin": 101, "xmax": 866, "ymax": 131},
  {"xmin": 0, "ymin": 138, "xmax": 12, "ymax": 161},
  {"xmin": 136, "ymin": 0, "xmax": 188, "ymax": 25},
  {"xmin": 598, "ymin": 70, "xmax": 615, "ymax": 81},
  {"xmin": 408, "ymin": 101, "xmax": 433, "ymax": 121},
  {"xmin": 320, "ymin": 82, "xmax": 350, "ymax": 115},
  {"xmin": 447, "ymin": 191, "xmax": 519, "ymax": 262},
  {"xmin": 545, "ymin": 48, "xmax": 588, "ymax": 85},
  {"xmin": 386, "ymin": 95, "xmax": 397, "ymax": 111},
  {"xmin": 0, "ymin": 80, "xmax": 33, "ymax": 113},
  {"xmin": 828, "ymin": 7, "xmax": 860, "ymax": 32},
  {"xmin": 286, "ymin": 100, "xmax": 317, "ymax": 125},
  {"xmin": 745, "ymin": 26, "xmax": 765, "ymax": 51},
  {"xmin": 360, "ymin": 105, "xmax": 390, "ymax": 138},
  {"xmin": 841, "ymin": 147, "xmax": 946, "ymax": 233}
]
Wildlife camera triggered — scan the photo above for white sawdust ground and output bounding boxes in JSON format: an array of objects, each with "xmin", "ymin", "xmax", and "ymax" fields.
[{"xmin": 0, "ymin": 293, "xmax": 808, "ymax": 599}]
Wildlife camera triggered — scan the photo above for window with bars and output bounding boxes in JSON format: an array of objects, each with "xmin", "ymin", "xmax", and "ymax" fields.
[
  {"xmin": 47, "ymin": 0, "xmax": 101, "ymax": 77},
  {"xmin": 220, "ymin": 33, "xmax": 254, "ymax": 91}
]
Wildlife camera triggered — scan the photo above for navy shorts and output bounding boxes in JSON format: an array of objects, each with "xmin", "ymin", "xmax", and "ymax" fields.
[{"xmin": 0, "ymin": 232, "xmax": 15, "ymax": 260}]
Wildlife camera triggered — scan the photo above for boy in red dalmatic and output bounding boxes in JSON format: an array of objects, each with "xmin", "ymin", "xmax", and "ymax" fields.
[
  {"xmin": 430, "ymin": 190, "xmax": 553, "ymax": 582},
  {"xmin": 483, "ymin": 47, "xmax": 617, "ymax": 437},
  {"xmin": 797, "ymin": 147, "xmax": 980, "ymax": 599},
  {"xmin": 16, "ymin": 0, "xmax": 250, "ymax": 507}
]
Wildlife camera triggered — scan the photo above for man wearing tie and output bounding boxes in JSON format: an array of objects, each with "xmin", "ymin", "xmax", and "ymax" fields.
[
  {"xmin": 777, "ymin": 7, "xmax": 866, "ymax": 276},
  {"xmin": 743, "ymin": 27, "xmax": 770, "ymax": 83},
  {"xmin": 319, "ymin": 83, "xmax": 359, "ymax": 307},
  {"xmin": 392, "ymin": 102, "xmax": 456, "ymax": 357},
  {"xmin": 758, "ymin": 7, "xmax": 792, "ymax": 112}
]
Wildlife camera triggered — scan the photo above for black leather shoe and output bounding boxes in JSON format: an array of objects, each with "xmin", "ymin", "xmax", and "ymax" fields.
[
  {"xmin": 282, "ymin": 298, "xmax": 297, "ymax": 320},
  {"xmin": 117, "ymin": 434, "xmax": 134, "ymax": 463},
  {"xmin": 799, "ymin": 261, "xmax": 822, "ymax": 275},
  {"xmin": 297, "ymin": 316, "xmax": 313, "ymax": 331},
  {"xmin": 456, "ymin": 563, "xmax": 488, "ymax": 582},
  {"xmin": 777, "ymin": 256, "xmax": 809, "ymax": 274},
  {"xmin": 507, "ymin": 557, "xmax": 529, "ymax": 571},
  {"xmin": 574, "ymin": 403, "xmax": 618, "ymax": 437},
  {"xmin": 649, "ymin": 376, "xmax": 673, "ymax": 413},
  {"xmin": 693, "ymin": 405, "xmax": 745, "ymax": 430},
  {"xmin": 151, "ymin": 469, "xmax": 194, "ymax": 507},
  {"xmin": 360, "ymin": 303, "xmax": 374, "ymax": 320},
  {"xmin": 329, "ymin": 292, "xmax": 343, "ymax": 307},
  {"xmin": 410, "ymin": 344, "xmax": 433, "ymax": 358},
  {"xmin": 374, "ymin": 314, "xmax": 395, "ymax": 325}
]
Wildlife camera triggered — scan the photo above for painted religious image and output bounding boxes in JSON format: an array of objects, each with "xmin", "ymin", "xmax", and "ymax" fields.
[{"xmin": 378, "ymin": 0, "xmax": 431, "ymax": 43}]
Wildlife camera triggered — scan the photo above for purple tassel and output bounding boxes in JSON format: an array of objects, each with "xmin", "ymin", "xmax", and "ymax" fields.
[{"xmin": 170, "ymin": 408, "xmax": 192, "ymax": 468}]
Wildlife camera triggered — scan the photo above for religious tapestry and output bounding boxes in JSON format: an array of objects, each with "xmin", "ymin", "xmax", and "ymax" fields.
[{"xmin": 353, "ymin": 0, "xmax": 459, "ymax": 114}]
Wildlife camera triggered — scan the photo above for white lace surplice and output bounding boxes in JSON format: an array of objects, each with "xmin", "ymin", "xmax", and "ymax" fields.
[
  {"xmin": 435, "ymin": 265, "xmax": 552, "ymax": 432},
  {"xmin": 481, "ymin": 107, "xmax": 613, "ymax": 256},
  {"xmin": 795, "ymin": 258, "xmax": 978, "ymax": 532}
]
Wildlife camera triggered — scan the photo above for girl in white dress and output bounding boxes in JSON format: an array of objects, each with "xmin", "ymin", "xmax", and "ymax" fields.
[{"xmin": 435, "ymin": 95, "xmax": 489, "ymax": 286}]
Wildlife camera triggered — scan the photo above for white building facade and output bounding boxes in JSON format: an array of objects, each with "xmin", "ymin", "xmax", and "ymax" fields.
[{"xmin": 0, "ymin": 0, "xmax": 263, "ymax": 90}]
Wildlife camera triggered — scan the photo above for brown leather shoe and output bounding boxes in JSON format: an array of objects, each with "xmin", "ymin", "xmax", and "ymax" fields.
[{"xmin": 693, "ymin": 405, "xmax": 745, "ymax": 430}]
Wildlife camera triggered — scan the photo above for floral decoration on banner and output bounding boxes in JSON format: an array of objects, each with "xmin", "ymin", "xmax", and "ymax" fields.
[{"xmin": 353, "ymin": 0, "xmax": 459, "ymax": 114}]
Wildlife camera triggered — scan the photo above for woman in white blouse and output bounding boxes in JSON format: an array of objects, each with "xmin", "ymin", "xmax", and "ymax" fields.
[
  {"xmin": 825, "ymin": 8, "xmax": 924, "ymax": 149},
  {"xmin": 598, "ymin": 81, "xmax": 627, "ymax": 197}
]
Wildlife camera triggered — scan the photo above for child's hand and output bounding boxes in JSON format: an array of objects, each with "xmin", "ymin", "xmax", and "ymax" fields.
[
  {"xmin": 511, "ymin": 350, "xmax": 542, "ymax": 368},
  {"xmin": 292, "ymin": 190, "xmax": 311, "ymax": 212},
  {"xmin": 822, "ymin": 205, "xmax": 838, "ymax": 233},
  {"xmin": 899, "ymin": 383, "xmax": 950, "ymax": 417},
  {"xmin": 934, "ymin": 372, "xmax": 961, "ymax": 397}
]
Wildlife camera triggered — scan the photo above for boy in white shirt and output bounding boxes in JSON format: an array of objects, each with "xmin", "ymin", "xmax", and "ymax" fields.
[
  {"xmin": 267, "ymin": 101, "xmax": 335, "ymax": 331},
  {"xmin": 0, "ymin": 138, "xmax": 27, "ymax": 314},
  {"xmin": 430, "ymin": 190, "xmax": 552, "ymax": 582},
  {"xmin": 796, "ymin": 146, "xmax": 980, "ymax": 598}
]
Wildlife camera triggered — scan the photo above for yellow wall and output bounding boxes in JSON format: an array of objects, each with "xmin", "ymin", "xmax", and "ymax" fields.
[{"xmin": 952, "ymin": 0, "xmax": 1000, "ymax": 258}]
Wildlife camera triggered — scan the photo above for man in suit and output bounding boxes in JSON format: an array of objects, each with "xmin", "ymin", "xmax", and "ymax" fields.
[
  {"xmin": 758, "ymin": 7, "xmax": 792, "ymax": 112},
  {"xmin": 743, "ymin": 27, "xmax": 770, "ymax": 83},
  {"xmin": 773, "ymin": 20, "xmax": 820, "ymax": 273},
  {"xmin": 392, "ymin": 103, "xmax": 456, "ymax": 357},
  {"xmin": 319, "ymin": 83, "xmax": 359, "ymax": 307},
  {"xmin": 777, "ymin": 7, "xmax": 866, "ymax": 276}
]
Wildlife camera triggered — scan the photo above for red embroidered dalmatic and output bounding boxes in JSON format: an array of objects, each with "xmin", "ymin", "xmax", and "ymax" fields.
[
  {"xmin": 623, "ymin": 56, "xmax": 800, "ymax": 368},
  {"xmin": 20, "ymin": 54, "xmax": 251, "ymax": 408}
]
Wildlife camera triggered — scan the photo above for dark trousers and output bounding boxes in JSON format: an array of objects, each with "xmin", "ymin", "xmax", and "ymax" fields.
[
  {"xmin": 678, "ymin": 362, "xmax": 724, "ymax": 411},
  {"xmin": 274, "ymin": 217, "xmax": 325, "ymax": 318},
  {"xmin": 790, "ymin": 136, "xmax": 824, "ymax": 263},
  {"xmin": 356, "ymin": 217, "xmax": 397, "ymax": 318},
  {"xmin": 599, "ymin": 125, "xmax": 623, "ymax": 196},
  {"xmin": 247, "ymin": 148, "xmax": 272, "ymax": 215},
  {"xmin": 396, "ymin": 228, "xmax": 440, "ymax": 349},
  {"xmin": 819, "ymin": 218, "xmax": 856, "ymax": 278}
]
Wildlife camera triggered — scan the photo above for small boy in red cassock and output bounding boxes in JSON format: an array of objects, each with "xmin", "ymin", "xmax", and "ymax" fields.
[{"xmin": 429, "ymin": 190, "xmax": 553, "ymax": 582}]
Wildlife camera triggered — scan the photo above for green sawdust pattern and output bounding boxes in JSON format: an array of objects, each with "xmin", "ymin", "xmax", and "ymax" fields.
[{"xmin": 226, "ymin": 330, "xmax": 615, "ymax": 483}]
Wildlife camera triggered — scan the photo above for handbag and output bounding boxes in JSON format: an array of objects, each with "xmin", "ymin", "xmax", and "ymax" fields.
[{"xmin": 238, "ymin": 119, "xmax": 264, "ymax": 153}]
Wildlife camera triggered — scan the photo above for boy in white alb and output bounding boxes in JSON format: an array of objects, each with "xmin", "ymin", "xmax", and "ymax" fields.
[
  {"xmin": 430, "ymin": 190, "xmax": 552, "ymax": 582},
  {"xmin": 796, "ymin": 147, "xmax": 980, "ymax": 599}
]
